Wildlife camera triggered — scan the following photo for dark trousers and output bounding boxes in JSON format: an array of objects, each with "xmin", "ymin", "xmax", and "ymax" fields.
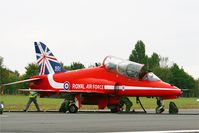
[{"xmin": 24, "ymin": 98, "xmax": 40, "ymax": 111}]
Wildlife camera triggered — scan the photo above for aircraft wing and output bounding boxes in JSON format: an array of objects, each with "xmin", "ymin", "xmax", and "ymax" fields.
[
  {"xmin": 3, "ymin": 78, "xmax": 42, "ymax": 86},
  {"xmin": 18, "ymin": 89, "xmax": 56, "ymax": 92},
  {"xmin": 0, "ymin": 78, "xmax": 42, "ymax": 94}
]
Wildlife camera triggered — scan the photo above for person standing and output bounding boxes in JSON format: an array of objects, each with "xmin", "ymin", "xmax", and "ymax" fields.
[{"xmin": 24, "ymin": 91, "xmax": 40, "ymax": 112}]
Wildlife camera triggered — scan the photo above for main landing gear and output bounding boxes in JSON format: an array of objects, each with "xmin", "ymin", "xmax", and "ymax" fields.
[
  {"xmin": 59, "ymin": 99, "xmax": 78, "ymax": 113},
  {"xmin": 110, "ymin": 105, "xmax": 120, "ymax": 113},
  {"xmin": 155, "ymin": 97, "xmax": 165, "ymax": 114},
  {"xmin": 59, "ymin": 94, "xmax": 78, "ymax": 113}
]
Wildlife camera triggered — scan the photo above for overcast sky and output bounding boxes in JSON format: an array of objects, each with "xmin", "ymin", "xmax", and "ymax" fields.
[{"xmin": 0, "ymin": 0, "xmax": 198, "ymax": 79}]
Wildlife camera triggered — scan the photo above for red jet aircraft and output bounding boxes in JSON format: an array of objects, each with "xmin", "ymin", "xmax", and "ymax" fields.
[{"xmin": 3, "ymin": 42, "xmax": 182, "ymax": 113}]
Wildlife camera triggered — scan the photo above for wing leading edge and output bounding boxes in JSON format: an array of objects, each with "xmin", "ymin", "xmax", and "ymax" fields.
[{"xmin": 3, "ymin": 78, "xmax": 42, "ymax": 86}]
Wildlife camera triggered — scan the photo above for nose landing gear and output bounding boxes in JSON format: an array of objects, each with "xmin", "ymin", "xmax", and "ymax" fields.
[{"xmin": 155, "ymin": 97, "xmax": 165, "ymax": 114}]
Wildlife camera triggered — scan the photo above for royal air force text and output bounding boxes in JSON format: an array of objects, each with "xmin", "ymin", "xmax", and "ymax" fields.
[{"xmin": 72, "ymin": 84, "xmax": 104, "ymax": 90}]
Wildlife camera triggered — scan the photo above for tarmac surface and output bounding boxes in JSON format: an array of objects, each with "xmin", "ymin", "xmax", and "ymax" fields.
[{"xmin": 0, "ymin": 109, "xmax": 199, "ymax": 133}]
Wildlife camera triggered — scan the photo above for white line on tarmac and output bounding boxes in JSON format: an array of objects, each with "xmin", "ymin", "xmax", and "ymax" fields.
[{"xmin": 110, "ymin": 130, "xmax": 199, "ymax": 133}]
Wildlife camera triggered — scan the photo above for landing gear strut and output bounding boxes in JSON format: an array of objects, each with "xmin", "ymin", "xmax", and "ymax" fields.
[
  {"xmin": 155, "ymin": 97, "xmax": 165, "ymax": 114},
  {"xmin": 59, "ymin": 94, "xmax": 78, "ymax": 113},
  {"xmin": 136, "ymin": 97, "xmax": 147, "ymax": 113}
]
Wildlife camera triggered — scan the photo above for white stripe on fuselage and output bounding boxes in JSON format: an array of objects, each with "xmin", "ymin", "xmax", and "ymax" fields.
[
  {"xmin": 104, "ymin": 85, "xmax": 176, "ymax": 91},
  {"xmin": 47, "ymin": 74, "xmax": 63, "ymax": 89},
  {"xmin": 47, "ymin": 75, "xmax": 176, "ymax": 91}
]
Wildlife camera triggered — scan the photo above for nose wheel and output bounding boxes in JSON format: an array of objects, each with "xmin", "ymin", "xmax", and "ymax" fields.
[{"xmin": 156, "ymin": 97, "xmax": 165, "ymax": 114}]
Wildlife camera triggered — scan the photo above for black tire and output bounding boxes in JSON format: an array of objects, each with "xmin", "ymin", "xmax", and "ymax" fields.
[
  {"xmin": 69, "ymin": 104, "xmax": 78, "ymax": 113},
  {"xmin": 0, "ymin": 110, "xmax": 3, "ymax": 114},
  {"xmin": 169, "ymin": 102, "xmax": 178, "ymax": 114},
  {"xmin": 110, "ymin": 106, "xmax": 120, "ymax": 113},
  {"xmin": 59, "ymin": 102, "xmax": 67, "ymax": 113},
  {"xmin": 110, "ymin": 108, "xmax": 118, "ymax": 113}
]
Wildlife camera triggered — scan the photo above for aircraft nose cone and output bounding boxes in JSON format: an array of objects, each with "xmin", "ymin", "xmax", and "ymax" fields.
[
  {"xmin": 174, "ymin": 86, "xmax": 183, "ymax": 96},
  {"xmin": 180, "ymin": 89, "xmax": 183, "ymax": 95}
]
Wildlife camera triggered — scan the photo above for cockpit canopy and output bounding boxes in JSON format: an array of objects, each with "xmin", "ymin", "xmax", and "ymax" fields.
[
  {"xmin": 103, "ymin": 56, "xmax": 161, "ymax": 81},
  {"xmin": 103, "ymin": 56, "xmax": 144, "ymax": 79},
  {"xmin": 143, "ymin": 72, "xmax": 161, "ymax": 81}
]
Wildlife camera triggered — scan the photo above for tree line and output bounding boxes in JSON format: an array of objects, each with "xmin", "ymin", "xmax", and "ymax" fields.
[
  {"xmin": 129, "ymin": 40, "xmax": 198, "ymax": 97},
  {"xmin": 0, "ymin": 40, "xmax": 198, "ymax": 96}
]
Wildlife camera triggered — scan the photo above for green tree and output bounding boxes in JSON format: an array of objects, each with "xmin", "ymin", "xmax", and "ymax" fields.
[
  {"xmin": 193, "ymin": 79, "xmax": 199, "ymax": 97},
  {"xmin": 0, "ymin": 56, "xmax": 22, "ymax": 94},
  {"xmin": 129, "ymin": 40, "xmax": 149, "ymax": 71},
  {"xmin": 60, "ymin": 62, "xmax": 72, "ymax": 70},
  {"xmin": 61, "ymin": 62, "xmax": 85, "ymax": 70},
  {"xmin": 148, "ymin": 52, "xmax": 160, "ymax": 70},
  {"xmin": 190, "ymin": 79, "xmax": 198, "ymax": 97},
  {"xmin": 4, "ymin": 70, "xmax": 21, "ymax": 94},
  {"xmin": 20, "ymin": 63, "xmax": 39, "ymax": 89},
  {"xmin": 128, "ymin": 41, "xmax": 198, "ymax": 97},
  {"xmin": 63, "ymin": 65, "xmax": 72, "ymax": 70},
  {"xmin": 0, "ymin": 56, "xmax": 4, "ymax": 85},
  {"xmin": 170, "ymin": 64, "xmax": 195, "ymax": 96},
  {"xmin": 70, "ymin": 62, "xmax": 85, "ymax": 70},
  {"xmin": 129, "ymin": 40, "xmax": 147, "ymax": 64},
  {"xmin": 0, "ymin": 56, "xmax": 3, "ymax": 67},
  {"xmin": 23, "ymin": 63, "xmax": 39, "ymax": 79},
  {"xmin": 153, "ymin": 67, "xmax": 173, "ymax": 83}
]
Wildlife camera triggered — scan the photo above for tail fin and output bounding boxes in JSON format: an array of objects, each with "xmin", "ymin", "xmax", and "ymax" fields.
[{"xmin": 34, "ymin": 42, "xmax": 65, "ymax": 75}]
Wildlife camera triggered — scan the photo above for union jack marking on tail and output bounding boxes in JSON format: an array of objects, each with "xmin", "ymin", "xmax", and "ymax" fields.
[{"xmin": 34, "ymin": 42, "xmax": 64, "ymax": 75}]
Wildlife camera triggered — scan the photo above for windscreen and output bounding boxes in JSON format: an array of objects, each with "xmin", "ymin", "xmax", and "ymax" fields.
[
  {"xmin": 103, "ymin": 56, "xmax": 144, "ymax": 79},
  {"xmin": 143, "ymin": 72, "xmax": 161, "ymax": 81}
]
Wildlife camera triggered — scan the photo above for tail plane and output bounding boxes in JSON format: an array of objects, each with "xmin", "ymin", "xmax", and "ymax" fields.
[{"xmin": 34, "ymin": 42, "xmax": 65, "ymax": 75}]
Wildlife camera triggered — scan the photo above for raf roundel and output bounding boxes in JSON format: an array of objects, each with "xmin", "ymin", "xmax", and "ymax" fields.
[{"xmin": 64, "ymin": 81, "xmax": 70, "ymax": 90}]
